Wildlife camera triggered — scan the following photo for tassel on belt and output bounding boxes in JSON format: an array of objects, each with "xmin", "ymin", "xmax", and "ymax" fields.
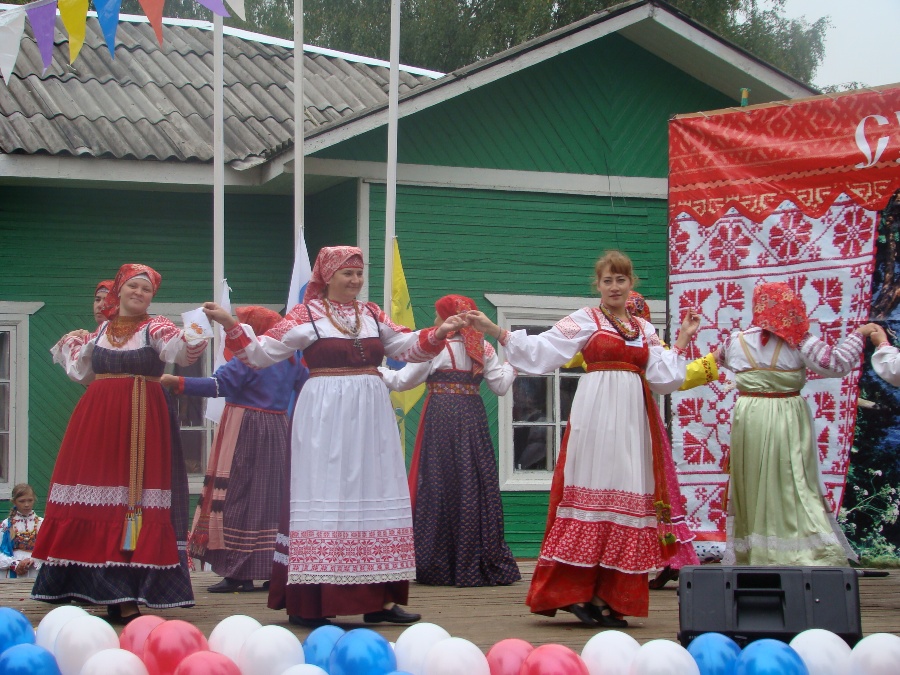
[
  {"xmin": 95, "ymin": 373, "xmax": 160, "ymax": 553},
  {"xmin": 427, "ymin": 382, "xmax": 480, "ymax": 395},
  {"xmin": 739, "ymin": 390, "xmax": 800, "ymax": 398}
]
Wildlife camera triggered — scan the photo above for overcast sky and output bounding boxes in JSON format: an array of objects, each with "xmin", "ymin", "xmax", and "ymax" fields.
[{"xmin": 781, "ymin": 0, "xmax": 900, "ymax": 89}]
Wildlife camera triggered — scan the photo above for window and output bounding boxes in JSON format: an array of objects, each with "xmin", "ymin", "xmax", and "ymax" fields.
[
  {"xmin": 487, "ymin": 293, "xmax": 665, "ymax": 491},
  {"xmin": 0, "ymin": 302, "xmax": 43, "ymax": 499}
]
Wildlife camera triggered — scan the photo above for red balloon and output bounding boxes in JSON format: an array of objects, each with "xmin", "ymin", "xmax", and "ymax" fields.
[
  {"xmin": 174, "ymin": 651, "xmax": 241, "ymax": 675},
  {"xmin": 486, "ymin": 638, "xmax": 535, "ymax": 675},
  {"xmin": 520, "ymin": 644, "xmax": 590, "ymax": 675},
  {"xmin": 119, "ymin": 615, "xmax": 167, "ymax": 660},
  {"xmin": 143, "ymin": 619, "xmax": 210, "ymax": 675}
]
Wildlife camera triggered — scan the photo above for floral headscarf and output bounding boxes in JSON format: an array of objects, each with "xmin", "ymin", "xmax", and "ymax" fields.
[
  {"xmin": 751, "ymin": 282, "xmax": 810, "ymax": 348},
  {"xmin": 303, "ymin": 246, "xmax": 364, "ymax": 303},
  {"xmin": 435, "ymin": 294, "xmax": 484, "ymax": 374},
  {"xmin": 99, "ymin": 264, "xmax": 162, "ymax": 319},
  {"xmin": 95, "ymin": 279, "xmax": 115, "ymax": 295},
  {"xmin": 625, "ymin": 291, "xmax": 652, "ymax": 322},
  {"xmin": 236, "ymin": 306, "xmax": 283, "ymax": 336}
]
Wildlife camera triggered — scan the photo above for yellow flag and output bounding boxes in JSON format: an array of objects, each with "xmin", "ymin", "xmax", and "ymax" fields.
[
  {"xmin": 389, "ymin": 238, "xmax": 426, "ymax": 415},
  {"xmin": 59, "ymin": 0, "xmax": 89, "ymax": 64}
]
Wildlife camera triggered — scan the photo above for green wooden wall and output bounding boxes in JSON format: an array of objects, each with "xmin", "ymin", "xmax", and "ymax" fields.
[
  {"xmin": 314, "ymin": 33, "xmax": 732, "ymax": 177},
  {"xmin": 0, "ymin": 186, "xmax": 297, "ymax": 510}
]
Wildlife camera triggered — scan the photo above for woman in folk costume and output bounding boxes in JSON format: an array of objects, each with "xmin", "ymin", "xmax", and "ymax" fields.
[
  {"xmin": 380, "ymin": 294, "xmax": 521, "ymax": 587},
  {"xmin": 0, "ymin": 484, "xmax": 43, "ymax": 579},
  {"xmin": 203, "ymin": 245, "xmax": 468, "ymax": 627},
  {"xmin": 93, "ymin": 279, "xmax": 115, "ymax": 325},
  {"xmin": 468, "ymin": 251, "xmax": 701, "ymax": 627},
  {"xmin": 162, "ymin": 306, "xmax": 308, "ymax": 593},
  {"xmin": 718, "ymin": 282, "xmax": 875, "ymax": 566},
  {"xmin": 32, "ymin": 264, "xmax": 206, "ymax": 623}
]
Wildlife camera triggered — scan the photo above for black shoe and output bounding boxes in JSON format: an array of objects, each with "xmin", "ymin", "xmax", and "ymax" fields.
[
  {"xmin": 106, "ymin": 604, "xmax": 142, "ymax": 625},
  {"xmin": 649, "ymin": 566, "xmax": 679, "ymax": 590},
  {"xmin": 208, "ymin": 578, "xmax": 254, "ymax": 593},
  {"xmin": 289, "ymin": 615, "xmax": 332, "ymax": 628},
  {"xmin": 562, "ymin": 603, "xmax": 597, "ymax": 626},
  {"xmin": 586, "ymin": 603, "xmax": 629, "ymax": 628},
  {"xmin": 363, "ymin": 605, "xmax": 421, "ymax": 624},
  {"xmin": 262, "ymin": 581, "xmax": 270, "ymax": 591}
]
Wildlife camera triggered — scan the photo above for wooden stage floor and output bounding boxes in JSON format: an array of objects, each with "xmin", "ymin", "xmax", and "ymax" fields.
[{"xmin": 2, "ymin": 561, "xmax": 898, "ymax": 651}]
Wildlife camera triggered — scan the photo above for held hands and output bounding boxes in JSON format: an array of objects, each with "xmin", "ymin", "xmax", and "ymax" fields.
[
  {"xmin": 860, "ymin": 323, "xmax": 890, "ymax": 348},
  {"xmin": 202, "ymin": 302, "xmax": 237, "ymax": 330},
  {"xmin": 65, "ymin": 329, "xmax": 90, "ymax": 340},
  {"xmin": 463, "ymin": 310, "xmax": 501, "ymax": 337},
  {"xmin": 159, "ymin": 374, "xmax": 179, "ymax": 391},
  {"xmin": 435, "ymin": 313, "xmax": 469, "ymax": 340},
  {"xmin": 14, "ymin": 559, "xmax": 32, "ymax": 575}
]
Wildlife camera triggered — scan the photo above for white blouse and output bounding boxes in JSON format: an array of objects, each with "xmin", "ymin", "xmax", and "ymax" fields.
[
  {"xmin": 719, "ymin": 327, "xmax": 864, "ymax": 378},
  {"xmin": 872, "ymin": 343, "xmax": 900, "ymax": 386}
]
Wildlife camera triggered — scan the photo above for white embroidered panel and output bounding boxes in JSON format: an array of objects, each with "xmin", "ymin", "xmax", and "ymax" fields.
[{"xmin": 48, "ymin": 484, "xmax": 172, "ymax": 509}]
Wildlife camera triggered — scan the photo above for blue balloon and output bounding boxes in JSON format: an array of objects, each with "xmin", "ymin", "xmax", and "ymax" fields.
[
  {"xmin": 303, "ymin": 624, "xmax": 346, "ymax": 669},
  {"xmin": 735, "ymin": 639, "xmax": 809, "ymax": 675},
  {"xmin": 385, "ymin": 672, "xmax": 414, "ymax": 675},
  {"xmin": 688, "ymin": 633, "xmax": 742, "ymax": 675},
  {"xmin": 0, "ymin": 608, "xmax": 34, "ymax": 655},
  {"xmin": 329, "ymin": 628, "xmax": 396, "ymax": 675},
  {"xmin": 0, "ymin": 643, "xmax": 61, "ymax": 675}
]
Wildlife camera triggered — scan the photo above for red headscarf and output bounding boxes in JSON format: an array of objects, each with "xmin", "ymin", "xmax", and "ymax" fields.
[
  {"xmin": 95, "ymin": 279, "xmax": 115, "ymax": 295},
  {"xmin": 236, "ymin": 306, "xmax": 283, "ymax": 336},
  {"xmin": 303, "ymin": 246, "xmax": 364, "ymax": 303},
  {"xmin": 435, "ymin": 294, "xmax": 484, "ymax": 374},
  {"xmin": 625, "ymin": 291, "xmax": 652, "ymax": 322},
  {"xmin": 100, "ymin": 264, "xmax": 162, "ymax": 319},
  {"xmin": 751, "ymin": 282, "xmax": 810, "ymax": 348}
]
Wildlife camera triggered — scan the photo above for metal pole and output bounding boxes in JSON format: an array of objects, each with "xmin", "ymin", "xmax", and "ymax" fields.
[
  {"xmin": 294, "ymin": 0, "xmax": 305, "ymax": 252},
  {"xmin": 383, "ymin": 0, "xmax": 400, "ymax": 314},
  {"xmin": 213, "ymin": 14, "xmax": 225, "ymax": 339}
]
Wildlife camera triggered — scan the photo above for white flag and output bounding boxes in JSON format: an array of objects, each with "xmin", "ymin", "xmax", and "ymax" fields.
[
  {"xmin": 205, "ymin": 279, "xmax": 232, "ymax": 424},
  {"xmin": 287, "ymin": 231, "xmax": 312, "ymax": 310},
  {"xmin": 0, "ymin": 8, "xmax": 25, "ymax": 83}
]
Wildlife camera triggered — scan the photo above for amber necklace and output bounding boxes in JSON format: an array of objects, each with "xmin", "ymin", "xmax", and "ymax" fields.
[
  {"xmin": 323, "ymin": 298, "xmax": 367, "ymax": 360},
  {"xmin": 106, "ymin": 314, "xmax": 149, "ymax": 348},
  {"xmin": 599, "ymin": 304, "xmax": 640, "ymax": 341}
]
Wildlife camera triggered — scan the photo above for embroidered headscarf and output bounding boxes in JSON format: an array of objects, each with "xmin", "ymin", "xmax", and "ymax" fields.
[
  {"xmin": 236, "ymin": 306, "xmax": 283, "ymax": 336},
  {"xmin": 625, "ymin": 291, "xmax": 652, "ymax": 322},
  {"xmin": 100, "ymin": 264, "xmax": 162, "ymax": 319},
  {"xmin": 435, "ymin": 294, "xmax": 484, "ymax": 374},
  {"xmin": 750, "ymin": 282, "xmax": 810, "ymax": 348},
  {"xmin": 303, "ymin": 246, "xmax": 365, "ymax": 303},
  {"xmin": 95, "ymin": 279, "xmax": 115, "ymax": 296}
]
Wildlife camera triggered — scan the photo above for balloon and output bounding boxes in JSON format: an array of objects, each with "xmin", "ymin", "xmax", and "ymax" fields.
[
  {"xmin": 686, "ymin": 634, "xmax": 742, "ymax": 675},
  {"xmin": 0, "ymin": 643, "xmax": 61, "ymax": 675},
  {"xmin": 208, "ymin": 615, "xmax": 262, "ymax": 664},
  {"xmin": 280, "ymin": 667, "xmax": 330, "ymax": 675},
  {"xmin": 734, "ymin": 639, "xmax": 807, "ymax": 675},
  {"xmin": 329, "ymin": 628, "xmax": 396, "ymax": 675},
  {"xmin": 394, "ymin": 622, "xmax": 451, "ymax": 674},
  {"xmin": 54, "ymin": 615, "xmax": 119, "ymax": 675},
  {"xmin": 486, "ymin": 638, "xmax": 534, "ymax": 675},
  {"xmin": 119, "ymin": 616, "xmax": 167, "ymax": 661},
  {"xmin": 385, "ymin": 672, "xmax": 415, "ymax": 675},
  {"xmin": 789, "ymin": 629, "xmax": 851, "ymax": 675},
  {"xmin": 143, "ymin": 620, "xmax": 209, "ymax": 675},
  {"xmin": 849, "ymin": 633, "xmax": 900, "ymax": 675},
  {"xmin": 581, "ymin": 630, "xmax": 640, "ymax": 675},
  {"xmin": 631, "ymin": 640, "xmax": 700, "ymax": 675},
  {"xmin": 423, "ymin": 637, "xmax": 489, "ymax": 675},
  {"xmin": 79, "ymin": 648, "xmax": 149, "ymax": 675},
  {"xmin": 173, "ymin": 651, "xmax": 241, "ymax": 675},
  {"xmin": 237, "ymin": 625, "xmax": 305, "ymax": 675},
  {"xmin": 302, "ymin": 625, "xmax": 345, "ymax": 670},
  {"xmin": 0, "ymin": 607, "xmax": 35, "ymax": 654},
  {"xmin": 35, "ymin": 606, "xmax": 88, "ymax": 652},
  {"xmin": 520, "ymin": 644, "xmax": 590, "ymax": 675}
]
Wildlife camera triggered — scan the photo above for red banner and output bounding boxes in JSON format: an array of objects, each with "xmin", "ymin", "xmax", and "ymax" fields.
[{"xmin": 669, "ymin": 85, "xmax": 900, "ymax": 226}]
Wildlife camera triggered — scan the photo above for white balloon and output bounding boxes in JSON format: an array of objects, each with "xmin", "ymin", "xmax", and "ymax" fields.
[
  {"xmin": 629, "ymin": 639, "xmax": 700, "ymax": 675},
  {"xmin": 423, "ymin": 637, "xmax": 489, "ymax": 675},
  {"xmin": 54, "ymin": 615, "xmax": 119, "ymax": 675},
  {"xmin": 581, "ymin": 630, "xmax": 641, "ymax": 675},
  {"xmin": 790, "ymin": 629, "xmax": 851, "ymax": 675},
  {"xmin": 209, "ymin": 615, "xmax": 263, "ymax": 663},
  {"xmin": 850, "ymin": 633, "xmax": 900, "ymax": 675},
  {"xmin": 36, "ymin": 605, "xmax": 89, "ymax": 652},
  {"xmin": 394, "ymin": 622, "xmax": 451, "ymax": 675},
  {"xmin": 79, "ymin": 648, "xmax": 150, "ymax": 675},
  {"xmin": 237, "ymin": 625, "xmax": 305, "ymax": 675},
  {"xmin": 279, "ymin": 666, "xmax": 329, "ymax": 675}
]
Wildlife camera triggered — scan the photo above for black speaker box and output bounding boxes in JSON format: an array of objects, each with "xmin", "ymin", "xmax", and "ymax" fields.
[{"xmin": 677, "ymin": 565, "xmax": 862, "ymax": 648}]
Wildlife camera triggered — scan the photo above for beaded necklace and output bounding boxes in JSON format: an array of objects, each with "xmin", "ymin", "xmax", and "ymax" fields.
[
  {"xmin": 106, "ymin": 314, "xmax": 149, "ymax": 348},
  {"xmin": 599, "ymin": 304, "xmax": 640, "ymax": 341},
  {"xmin": 323, "ymin": 299, "xmax": 367, "ymax": 359}
]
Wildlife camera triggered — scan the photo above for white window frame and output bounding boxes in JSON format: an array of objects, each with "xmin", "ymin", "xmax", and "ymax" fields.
[
  {"xmin": 485, "ymin": 293, "xmax": 665, "ymax": 491},
  {"xmin": 0, "ymin": 302, "xmax": 44, "ymax": 500}
]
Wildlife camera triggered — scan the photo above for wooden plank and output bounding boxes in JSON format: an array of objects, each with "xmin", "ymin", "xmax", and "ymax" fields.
[{"xmin": 2, "ymin": 563, "xmax": 896, "ymax": 652}]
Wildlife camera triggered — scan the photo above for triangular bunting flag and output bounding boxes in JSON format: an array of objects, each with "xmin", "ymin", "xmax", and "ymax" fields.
[
  {"xmin": 138, "ymin": 0, "xmax": 165, "ymax": 44},
  {"xmin": 92, "ymin": 0, "xmax": 123, "ymax": 58},
  {"xmin": 58, "ymin": 0, "xmax": 88, "ymax": 64},
  {"xmin": 224, "ymin": 0, "xmax": 245, "ymax": 21},
  {"xmin": 0, "ymin": 8, "xmax": 26, "ymax": 83},
  {"xmin": 26, "ymin": 2, "xmax": 57, "ymax": 73},
  {"xmin": 195, "ymin": 0, "xmax": 231, "ymax": 18}
]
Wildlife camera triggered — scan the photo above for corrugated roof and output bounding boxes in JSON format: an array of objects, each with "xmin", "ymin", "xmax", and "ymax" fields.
[{"xmin": 0, "ymin": 13, "xmax": 440, "ymax": 168}]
